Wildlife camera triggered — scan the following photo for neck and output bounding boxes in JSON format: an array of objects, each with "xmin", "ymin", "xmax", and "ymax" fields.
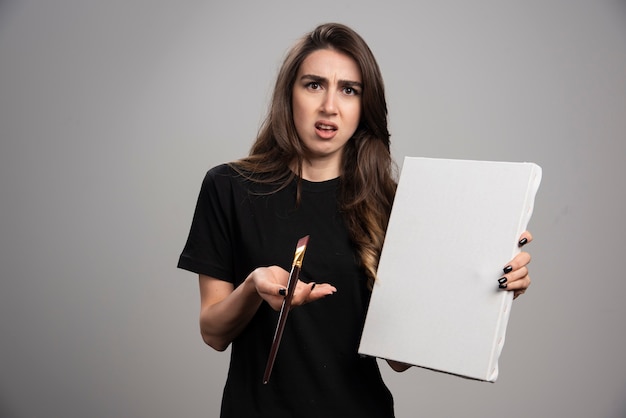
[{"xmin": 296, "ymin": 157, "xmax": 341, "ymax": 182}]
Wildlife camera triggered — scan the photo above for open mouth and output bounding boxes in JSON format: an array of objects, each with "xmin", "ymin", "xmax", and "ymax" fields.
[{"xmin": 315, "ymin": 122, "xmax": 337, "ymax": 132}]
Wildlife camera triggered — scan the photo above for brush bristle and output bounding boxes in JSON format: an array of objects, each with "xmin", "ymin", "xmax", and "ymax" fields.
[{"xmin": 296, "ymin": 235, "xmax": 310, "ymax": 247}]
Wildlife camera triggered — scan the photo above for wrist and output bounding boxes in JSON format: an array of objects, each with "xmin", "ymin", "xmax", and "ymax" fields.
[{"xmin": 244, "ymin": 269, "xmax": 263, "ymax": 300}]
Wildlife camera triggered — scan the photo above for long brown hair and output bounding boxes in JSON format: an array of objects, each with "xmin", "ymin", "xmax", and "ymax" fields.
[{"xmin": 232, "ymin": 23, "xmax": 396, "ymax": 288}]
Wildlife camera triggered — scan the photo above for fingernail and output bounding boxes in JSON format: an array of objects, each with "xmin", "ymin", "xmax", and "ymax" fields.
[
  {"xmin": 310, "ymin": 282, "xmax": 316, "ymax": 291},
  {"xmin": 518, "ymin": 237, "xmax": 528, "ymax": 247},
  {"xmin": 279, "ymin": 288, "xmax": 286, "ymax": 296},
  {"xmin": 498, "ymin": 277, "xmax": 508, "ymax": 285},
  {"xmin": 503, "ymin": 265, "xmax": 513, "ymax": 274},
  {"xmin": 499, "ymin": 283, "xmax": 508, "ymax": 289}
]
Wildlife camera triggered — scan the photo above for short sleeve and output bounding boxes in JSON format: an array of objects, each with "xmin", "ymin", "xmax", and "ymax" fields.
[{"xmin": 177, "ymin": 165, "xmax": 236, "ymax": 283}]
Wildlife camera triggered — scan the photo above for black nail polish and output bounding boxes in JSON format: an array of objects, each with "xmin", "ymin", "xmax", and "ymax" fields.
[
  {"xmin": 279, "ymin": 288, "xmax": 286, "ymax": 296},
  {"xmin": 518, "ymin": 237, "xmax": 528, "ymax": 247},
  {"xmin": 503, "ymin": 265, "xmax": 513, "ymax": 274},
  {"xmin": 498, "ymin": 277, "xmax": 508, "ymax": 284},
  {"xmin": 499, "ymin": 283, "xmax": 508, "ymax": 289},
  {"xmin": 310, "ymin": 282, "xmax": 316, "ymax": 291}
]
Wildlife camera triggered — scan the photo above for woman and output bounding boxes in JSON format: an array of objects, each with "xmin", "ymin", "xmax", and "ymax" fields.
[{"xmin": 178, "ymin": 22, "xmax": 532, "ymax": 418}]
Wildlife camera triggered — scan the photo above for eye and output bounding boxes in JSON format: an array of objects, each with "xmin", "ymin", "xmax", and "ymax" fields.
[
  {"xmin": 306, "ymin": 81, "xmax": 322, "ymax": 90},
  {"xmin": 343, "ymin": 86, "xmax": 360, "ymax": 96}
]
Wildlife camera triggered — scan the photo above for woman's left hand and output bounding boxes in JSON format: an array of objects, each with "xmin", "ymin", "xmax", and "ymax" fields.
[{"xmin": 500, "ymin": 231, "xmax": 533, "ymax": 299}]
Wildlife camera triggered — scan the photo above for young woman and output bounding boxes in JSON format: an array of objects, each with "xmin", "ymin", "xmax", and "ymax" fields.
[{"xmin": 178, "ymin": 22, "xmax": 532, "ymax": 418}]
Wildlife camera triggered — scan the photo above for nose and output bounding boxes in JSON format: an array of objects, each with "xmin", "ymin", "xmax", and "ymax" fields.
[{"xmin": 320, "ymin": 91, "xmax": 337, "ymax": 115}]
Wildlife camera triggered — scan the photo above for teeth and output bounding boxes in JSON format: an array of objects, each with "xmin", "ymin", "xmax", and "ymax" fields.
[{"xmin": 317, "ymin": 124, "xmax": 335, "ymax": 130}]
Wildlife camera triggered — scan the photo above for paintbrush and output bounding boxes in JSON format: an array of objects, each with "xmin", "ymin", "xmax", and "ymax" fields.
[{"xmin": 263, "ymin": 235, "xmax": 310, "ymax": 384}]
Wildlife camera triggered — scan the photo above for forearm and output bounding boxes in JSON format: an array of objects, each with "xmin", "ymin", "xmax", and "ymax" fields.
[{"xmin": 200, "ymin": 275, "xmax": 263, "ymax": 351}]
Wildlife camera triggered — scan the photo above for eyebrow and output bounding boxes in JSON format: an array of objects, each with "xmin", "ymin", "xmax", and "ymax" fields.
[{"xmin": 299, "ymin": 74, "xmax": 363, "ymax": 89}]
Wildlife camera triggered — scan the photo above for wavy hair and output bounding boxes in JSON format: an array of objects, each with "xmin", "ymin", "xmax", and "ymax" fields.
[{"xmin": 232, "ymin": 23, "xmax": 396, "ymax": 288}]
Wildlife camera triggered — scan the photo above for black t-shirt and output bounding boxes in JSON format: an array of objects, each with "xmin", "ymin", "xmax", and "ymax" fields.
[{"xmin": 178, "ymin": 164, "xmax": 395, "ymax": 418}]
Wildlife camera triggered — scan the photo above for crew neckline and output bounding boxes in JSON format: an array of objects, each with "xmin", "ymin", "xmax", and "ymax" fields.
[{"xmin": 298, "ymin": 176, "xmax": 340, "ymax": 192}]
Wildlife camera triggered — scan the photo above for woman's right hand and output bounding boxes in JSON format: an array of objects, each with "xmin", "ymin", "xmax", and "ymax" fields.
[
  {"xmin": 249, "ymin": 266, "xmax": 337, "ymax": 311},
  {"xmin": 198, "ymin": 268, "xmax": 337, "ymax": 351}
]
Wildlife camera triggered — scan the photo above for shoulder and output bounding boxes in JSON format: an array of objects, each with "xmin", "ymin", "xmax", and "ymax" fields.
[
  {"xmin": 200, "ymin": 162, "xmax": 277, "ymax": 199},
  {"xmin": 204, "ymin": 163, "xmax": 237, "ymax": 181},
  {"xmin": 193, "ymin": 164, "xmax": 241, "ymax": 204},
  {"xmin": 200, "ymin": 163, "xmax": 247, "ymax": 190}
]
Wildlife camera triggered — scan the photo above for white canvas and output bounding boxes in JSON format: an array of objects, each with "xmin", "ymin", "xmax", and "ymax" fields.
[{"xmin": 358, "ymin": 157, "xmax": 542, "ymax": 382}]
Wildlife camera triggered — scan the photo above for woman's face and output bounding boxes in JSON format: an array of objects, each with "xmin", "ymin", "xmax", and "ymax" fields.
[{"xmin": 292, "ymin": 48, "xmax": 362, "ymax": 172}]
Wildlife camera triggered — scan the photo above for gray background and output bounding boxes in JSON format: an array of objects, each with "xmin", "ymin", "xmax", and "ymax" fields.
[{"xmin": 1, "ymin": 1, "xmax": 625, "ymax": 417}]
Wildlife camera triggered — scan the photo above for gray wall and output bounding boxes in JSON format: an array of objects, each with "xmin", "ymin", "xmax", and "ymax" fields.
[{"xmin": 1, "ymin": 1, "xmax": 625, "ymax": 417}]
